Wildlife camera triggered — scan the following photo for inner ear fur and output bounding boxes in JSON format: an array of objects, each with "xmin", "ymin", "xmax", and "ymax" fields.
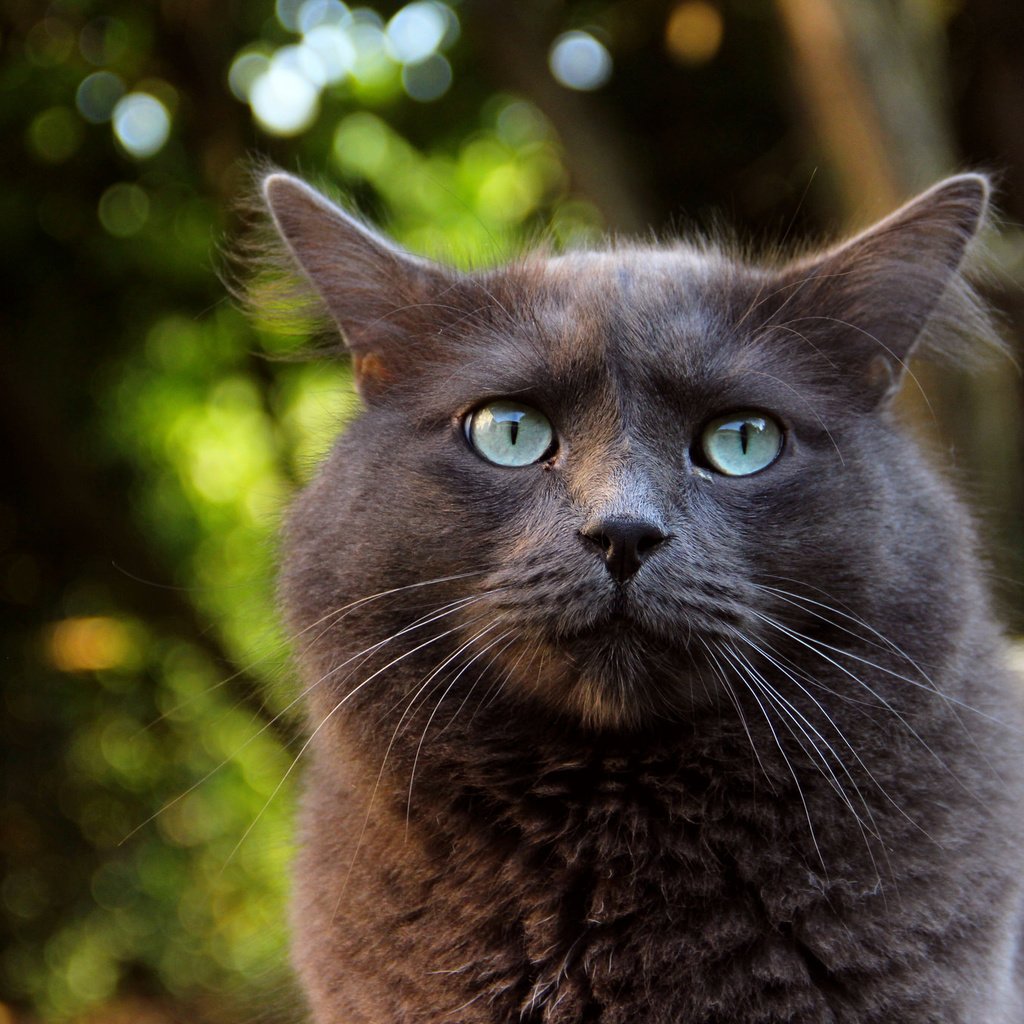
[
  {"xmin": 768, "ymin": 174, "xmax": 991, "ymax": 404},
  {"xmin": 262, "ymin": 172, "xmax": 456, "ymax": 398}
]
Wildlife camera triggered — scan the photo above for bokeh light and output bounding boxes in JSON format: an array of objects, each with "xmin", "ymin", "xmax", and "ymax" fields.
[
  {"xmin": 76, "ymin": 71, "xmax": 126, "ymax": 124},
  {"xmin": 297, "ymin": 0, "xmax": 351, "ymax": 33},
  {"xmin": 228, "ymin": 50, "xmax": 271, "ymax": 102},
  {"xmin": 386, "ymin": 2, "xmax": 446, "ymax": 64},
  {"xmin": 97, "ymin": 182, "xmax": 150, "ymax": 237},
  {"xmin": 665, "ymin": 1, "xmax": 724, "ymax": 65},
  {"xmin": 25, "ymin": 17, "xmax": 75, "ymax": 66},
  {"xmin": 232, "ymin": 1, "xmax": 460, "ymax": 125},
  {"xmin": 273, "ymin": 42, "xmax": 330, "ymax": 88},
  {"xmin": 111, "ymin": 93, "xmax": 171, "ymax": 158},
  {"xmin": 250, "ymin": 60, "xmax": 320, "ymax": 135},
  {"xmin": 402, "ymin": 54, "xmax": 452, "ymax": 102},
  {"xmin": 303, "ymin": 24, "xmax": 356, "ymax": 83},
  {"xmin": 548, "ymin": 31, "xmax": 613, "ymax": 91},
  {"xmin": 78, "ymin": 16, "xmax": 130, "ymax": 67},
  {"xmin": 276, "ymin": 0, "xmax": 304, "ymax": 31},
  {"xmin": 47, "ymin": 618, "xmax": 135, "ymax": 674},
  {"xmin": 347, "ymin": 18, "xmax": 396, "ymax": 89},
  {"xmin": 27, "ymin": 107, "xmax": 84, "ymax": 163}
]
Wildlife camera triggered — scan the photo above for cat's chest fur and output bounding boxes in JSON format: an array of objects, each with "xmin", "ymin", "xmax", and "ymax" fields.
[{"xmin": 292, "ymin": 705, "xmax": 1021, "ymax": 1024}]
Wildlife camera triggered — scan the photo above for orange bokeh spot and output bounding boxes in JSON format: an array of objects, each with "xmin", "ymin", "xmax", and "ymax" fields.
[
  {"xmin": 47, "ymin": 617, "xmax": 132, "ymax": 673},
  {"xmin": 666, "ymin": 2, "xmax": 724, "ymax": 66}
]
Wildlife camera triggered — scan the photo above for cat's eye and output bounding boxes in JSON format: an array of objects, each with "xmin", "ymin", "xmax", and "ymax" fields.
[
  {"xmin": 466, "ymin": 400, "xmax": 555, "ymax": 467},
  {"xmin": 699, "ymin": 411, "xmax": 783, "ymax": 476}
]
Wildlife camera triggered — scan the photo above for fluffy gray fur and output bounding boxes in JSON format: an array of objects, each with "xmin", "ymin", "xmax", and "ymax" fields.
[{"xmin": 256, "ymin": 172, "xmax": 1024, "ymax": 1023}]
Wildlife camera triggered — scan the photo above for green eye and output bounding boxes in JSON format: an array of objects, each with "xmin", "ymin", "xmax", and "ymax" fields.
[
  {"xmin": 466, "ymin": 400, "xmax": 555, "ymax": 467},
  {"xmin": 700, "ymin": 411, "xmax": 783, "ymax": 476}
]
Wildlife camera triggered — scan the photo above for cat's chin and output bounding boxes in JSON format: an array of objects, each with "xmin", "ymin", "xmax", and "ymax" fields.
[{"xmin": 497, "ymin": 619, "xmax": 719, "ymax": 731}]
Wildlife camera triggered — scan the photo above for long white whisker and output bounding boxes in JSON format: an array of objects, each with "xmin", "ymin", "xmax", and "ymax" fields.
[
  {"xmin": 329, "ymin": 619, "xmax": 512, "ymax": 920},
  {"xmin": 434, "ymin": 629, "xmax": 518, "ymax": 737},
  {"xmin": 218, "ymin": 617, "xmax": 479, "ymax": 870},
  {"xmin": 371, "ymin": 610, "xmax": 501, "ymax": 727},
  {"xmin": 405, "ymin": 623, "xmax": 515, "ymax": 828},
  {"xmin": 753, "ymin": 580, "xmax": 1016, "ymax": 782},
  {"xmin": 454, "ymin": 633, "xmax": 521, "ymax": 725},
  {"xmin": 729, "ymin": 643, "xmax": 878, "ymax": 838},
  {"xmin": 718, "ymin": 643, "xmax": 828, "ymax": 877},
  {"xmin": 468, "ymin": 630, "xmax": 524, "ymax": 720},
  {"xmin": 480, "ymin": 637, "xmax": 533, "ymax": 713},
  {"xmin": 698, "ymin": 637, "xmax": 774, "ymax": 787},
  {"xmin": 750, "ymin": 611, "xmax": 975, "ymax": 792},
  {"xmin": 137, "ymin": 570, "xmax": 491, "ymax": 732},
  {"xmin": 732, "ymin": 648, "xmax": 885, "ymax": 891},
  {"xmin": 121, "ymin": 593, "xmax": 498, "ymax": 845},
  {"xmin": 754, "ymin": 579, "xmax": 1022, "ymax": 795},
  {"xmin": 753, "ymin": 583, "xmax": 905, "ymax": 661}
]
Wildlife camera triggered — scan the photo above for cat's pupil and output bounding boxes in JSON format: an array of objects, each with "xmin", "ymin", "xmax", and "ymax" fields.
[
  {"xmin": 508, "ymin": 419, "xmax": 520, "ymax": 445},
  {"xmin": 739, "ymin": 421, "xmax": 750, "ymax": 454}
]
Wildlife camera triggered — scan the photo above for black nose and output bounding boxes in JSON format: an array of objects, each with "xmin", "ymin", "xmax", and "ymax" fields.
[{"xmin": 580, "ymin": 517, "xmax": 669, "ymax": 583}]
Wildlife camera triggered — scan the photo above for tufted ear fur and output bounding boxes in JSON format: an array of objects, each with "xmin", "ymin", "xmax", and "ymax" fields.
[
  {"xmin": 770, "ymin": 174, "xmax": 991, "ymax": 404},
  {"xmin": 262, "ymin": 172, "xmax": 456, "ymax": 399}
]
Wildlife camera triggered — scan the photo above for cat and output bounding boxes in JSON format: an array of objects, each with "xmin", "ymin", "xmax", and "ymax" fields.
[{"xmin": 256, "ymin": 170, "xmax": 1024, "ymax": 1023}]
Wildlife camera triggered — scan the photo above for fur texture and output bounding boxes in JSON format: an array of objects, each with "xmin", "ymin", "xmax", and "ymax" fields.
[{"xmin": 258, "ymin": 172, "xmax": 1024, "ymax": 1023}]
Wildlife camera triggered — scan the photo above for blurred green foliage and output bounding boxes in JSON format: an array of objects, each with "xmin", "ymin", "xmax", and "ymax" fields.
[{"xmin": 2, "ymin": 0, "xmax": 1023, "ymax": 1021}]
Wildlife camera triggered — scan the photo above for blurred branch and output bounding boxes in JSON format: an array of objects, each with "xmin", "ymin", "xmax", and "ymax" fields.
[{"xmin": 773, "ymin": 0, "xmax": 901, "ymax": 216}]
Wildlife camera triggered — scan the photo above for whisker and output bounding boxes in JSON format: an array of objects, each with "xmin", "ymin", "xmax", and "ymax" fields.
[
  {"xmin": 749, "ymin": 611, "xmax": 979, "ymax": 796},
  {"xmin": 463, "ymin": 633, "xmax": 523, "ymax": 722},
  {"xmin": 328, "ymin": 618, "xmax": 512, "ymax": 919},
  {"xmin": 736, "ymin": 636, "xmax": 906, "ymax": 842},
  {"xmin": 698, "ymin": 637, "xmax": 774, "ymax": 788},
  {"xmin": 732, "ymin": 647, "xmax": 885, "ymax": 890},
  {"xmin": 754, "ymin": 580, "xmax": 937, "ymax": 677},
  {"xmin": 218, "ymin": 617, "xmax": 477, "ymax": 872},
  {"xmin": 123, "ymin": 590, "xmax": 505, "ymax": 843},
  {"xmin": 729, "ymin": 642, "xmax": 880, "ymax": 840},
  {"xmin": 753, "ymin": 579, "xmax": 1020, "ymax": 777},
  {"xmin": 372, "ymin": 611, "xmax": 503, "ymax": 727},
  {"xmin": 479, "ymin": 636, "xmax": 534, "ymax": 713},
  {"xmin": 405, "ymin": 622, "xmax": 514, "ymax": 828},
  {"xmin": 136, "ymin": 570, "xmax": 490, "ymax": 734},
  {"xmin": 451, "ymin": 633, "xmax": 521, "ymax": 726},
  {"xmin": 718, "ymin": 642, "xmax": 828, "ymax": 878},
  {"xmin": 434, "ymin": 628, "xmax": 518, "ymax": 737}
]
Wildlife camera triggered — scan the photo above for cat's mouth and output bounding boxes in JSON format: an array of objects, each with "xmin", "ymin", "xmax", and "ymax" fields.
[
  {"xmin": 556, "ymin": 589, "xmax": 684, "ymax": 646},
  {"xmin": 503, "ymin": 601, "xmax": 717, "ymax": 728},
  {"xmin": 558, "ymin": 611, "xmax": 684, "ymax": 658},
  {"xmin": 473, "ymin": 577, "xmax": 738, "ymax": 726},
  {"xmin": 564, "ymin": 606, "xmax": 647, "ymax": 641}
]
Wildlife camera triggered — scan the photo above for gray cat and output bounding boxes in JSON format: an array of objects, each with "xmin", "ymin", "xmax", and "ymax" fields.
[{"xmin": 257, "ymin": 170, "xmax": 1024, "ymax": 1022}]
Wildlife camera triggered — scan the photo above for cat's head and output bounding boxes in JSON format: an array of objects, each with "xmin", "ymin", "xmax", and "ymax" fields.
[{"xmin": 263, "ymin": 173, "xmax": 995, "ymax": 731}]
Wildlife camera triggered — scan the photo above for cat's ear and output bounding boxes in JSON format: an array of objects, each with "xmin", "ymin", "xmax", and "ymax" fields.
[
  {"xmin": 776, "ymin": 174, "xmax": 990, "ymax": 404},
  {"xmin": 262, "ymin": 172, "xmax": 454, "ymax": 399}
]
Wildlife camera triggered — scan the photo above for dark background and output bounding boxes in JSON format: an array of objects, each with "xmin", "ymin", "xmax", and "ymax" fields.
[{"xmin": 2, "ymin": 0, "xmax": 1023, "ymax": 1020}]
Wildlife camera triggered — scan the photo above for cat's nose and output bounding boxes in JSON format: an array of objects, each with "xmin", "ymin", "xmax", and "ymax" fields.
[{"xmin": 579, "ymin": 517, "xmax": 669, "ymax": 584}]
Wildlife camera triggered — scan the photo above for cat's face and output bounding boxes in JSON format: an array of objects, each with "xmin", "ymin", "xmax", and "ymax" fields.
[{"xmin": 266, "ymin": 174, "xmax": 990, "ymax": 731}]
